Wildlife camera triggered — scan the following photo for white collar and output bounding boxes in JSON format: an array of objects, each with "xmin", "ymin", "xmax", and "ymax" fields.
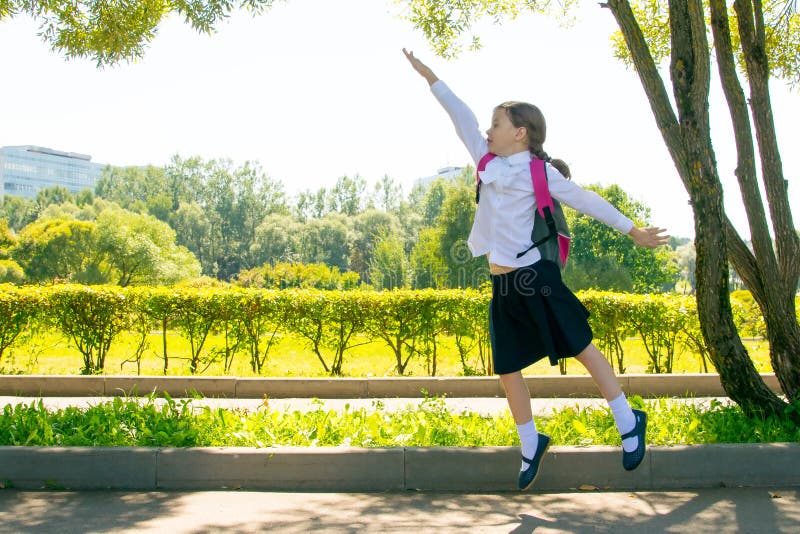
[
  {"xmin": 505, "ymin": 150, "xmax": 532, "ymax": 165},
  {"xmin": 478, "ymin": 151, "xmax": 532, "ymax": 184}
]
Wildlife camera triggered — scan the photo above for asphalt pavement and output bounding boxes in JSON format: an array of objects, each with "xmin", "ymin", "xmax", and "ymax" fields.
[{"xmin": 1, "ymin": 487, "xmax": 798, "ymax": 533}]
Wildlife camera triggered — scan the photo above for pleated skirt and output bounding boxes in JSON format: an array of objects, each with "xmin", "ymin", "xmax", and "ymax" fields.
[{"xmin": 489, "ymin": 259, "xmax": 593, "ymax": 374}]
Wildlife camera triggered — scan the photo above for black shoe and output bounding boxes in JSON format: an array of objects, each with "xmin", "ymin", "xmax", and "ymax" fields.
[
  {"xmin": 518, "ymin": 433, "xmax": 551, "ymax": 490},
  {"xmin": 622, "ymin": 409, "xmax": 647, "ymax": 471}
]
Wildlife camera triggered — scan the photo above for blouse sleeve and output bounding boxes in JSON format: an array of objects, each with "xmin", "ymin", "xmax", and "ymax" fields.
[
  {"xmin": 545, "ymin": 164, "xmax": 634, "ymax": 234},
  {"xmin": 430, "ymin": 80, "xmax": 488, "ymax": 165}
]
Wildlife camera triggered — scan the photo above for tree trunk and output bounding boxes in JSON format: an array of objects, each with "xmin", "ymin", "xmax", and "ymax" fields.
[
  {"xmin": 732, "ymin": 0, "xmax": 800, "ymax": 400},
  {"xmin": 604, "ymin": 0, "xmax": 787, "ymax": 417}
]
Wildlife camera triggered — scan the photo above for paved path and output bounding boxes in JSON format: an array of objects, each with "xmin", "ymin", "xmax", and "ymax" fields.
[{"xmin": 1, "ymin": 487, "xmax": 798, "ymax": 533}]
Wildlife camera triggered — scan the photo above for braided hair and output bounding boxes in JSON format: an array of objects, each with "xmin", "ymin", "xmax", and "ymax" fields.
[{"xmin": 497, "ymin": 101, "xmax": 571, "ymax": 179}]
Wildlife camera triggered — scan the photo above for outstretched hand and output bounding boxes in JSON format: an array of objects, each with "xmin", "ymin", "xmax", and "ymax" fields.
[
  {"xmin": 403, "ymin": 48, "xmax": 439, "ymax": 86},
  {"xmin": 628, "ymin": 226, "xmax": 670, "ymax": 248}
]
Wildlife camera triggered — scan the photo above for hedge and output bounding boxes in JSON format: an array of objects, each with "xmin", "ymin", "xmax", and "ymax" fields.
[{"xmin": 0, "ymin": 284, "xmax": 790, "ymax": 376}]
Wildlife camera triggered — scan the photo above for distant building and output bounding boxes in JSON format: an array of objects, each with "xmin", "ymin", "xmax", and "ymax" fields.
[
  {"xmin": 0, "ymin": 145, "xmax": 106, "ymax": 200},
  {"xmin": 414, "ymin": 165, "xmax": 466, "ymax": 189}
]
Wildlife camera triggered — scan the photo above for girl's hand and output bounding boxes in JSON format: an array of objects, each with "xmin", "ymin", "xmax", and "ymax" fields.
[
  {"xmin": 403, "ymin": 48, "xmax": 439, "ymax": 86},
  {"xmin": 628, "ymin": 226, "xmax": 670, "ymax": 248}
]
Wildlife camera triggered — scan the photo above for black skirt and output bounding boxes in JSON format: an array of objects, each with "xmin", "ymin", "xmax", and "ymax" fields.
[{"xmin": 489, "ymin": 260, "xmax": 593, "ymax": 374}]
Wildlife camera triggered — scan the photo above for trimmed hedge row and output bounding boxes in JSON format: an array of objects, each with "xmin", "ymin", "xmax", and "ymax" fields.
[{"xmin": 0, "ymin": 284, "xmax": 788, "ymax": 376}]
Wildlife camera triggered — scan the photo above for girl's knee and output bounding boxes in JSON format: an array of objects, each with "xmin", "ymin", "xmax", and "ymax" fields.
[
  {"xmin": 574, "ymin": 343, "xmax": 597, "ymax": 362},
  {"xmin": 498, "ymin": 370, "xmax": 523, "ymax": 381}
]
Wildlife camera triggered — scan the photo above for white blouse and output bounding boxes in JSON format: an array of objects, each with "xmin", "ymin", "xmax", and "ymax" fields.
[{"xmin": 431, "ymin": 80, "xmax": 634, "ymax": 268}]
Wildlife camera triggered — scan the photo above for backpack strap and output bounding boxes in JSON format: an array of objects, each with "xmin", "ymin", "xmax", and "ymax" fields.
[
  {"xmin": 516, "ymin": 159, "xmax": 558, "ymax": 259},
  {"xmin": 475, "ymin": 153, "xmax": 497, "ymax": 204}
]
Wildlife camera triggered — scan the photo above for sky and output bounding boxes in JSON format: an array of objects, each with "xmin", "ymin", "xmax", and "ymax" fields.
[{"xmin": 0, "ymin": 0, "xmax": 798, "ymax": 239}]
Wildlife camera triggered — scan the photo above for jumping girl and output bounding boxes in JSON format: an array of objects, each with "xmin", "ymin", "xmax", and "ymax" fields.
[{"xmin": 403, "ymin": 49, "xmax": 669, "ymax": 490}]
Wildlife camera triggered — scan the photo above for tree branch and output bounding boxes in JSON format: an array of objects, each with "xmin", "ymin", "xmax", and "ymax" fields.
[
  {"xmin": 708, "ymin": 0, "xmax": 778, "ymax": 286},
  {"xmin": 603, "ymin": 1, "xmax": 688, "ymax": 179},
  {"xmin": 724, "ymin": 217, "xmax": 766, "ymax": 303},
  {"xmin": 734, "ymin": 0, "xmax": 800, "ymax": 295}
]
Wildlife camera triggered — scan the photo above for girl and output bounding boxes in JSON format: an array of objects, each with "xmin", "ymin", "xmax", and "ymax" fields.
[{"xmin": 403, "ymin": 48, "xmax": 669, "ymax": 490}]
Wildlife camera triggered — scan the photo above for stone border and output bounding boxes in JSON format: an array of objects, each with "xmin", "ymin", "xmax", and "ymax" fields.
[
  {"xmin": 1, "ymin": 443, "xmax": 797, "ymax": 491},
  {"xmin": 0, "ymin": 373, "xmax": 782, "ymax": 398}
]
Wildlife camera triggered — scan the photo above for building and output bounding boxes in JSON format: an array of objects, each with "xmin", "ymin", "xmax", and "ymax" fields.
[
  {"xmin": 0, "ymin": 145, "xmax": 106, "ymax": 200},
  {"xmin": 414, "ymin": 165, "xmax": 466, "ymax": 189}
]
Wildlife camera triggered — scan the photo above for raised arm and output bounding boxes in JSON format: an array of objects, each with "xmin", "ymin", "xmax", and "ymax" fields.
[
  {"xmin": 403, "ymin": 48, "xmax": 439, "ymax": 86},
  {"xmin": 402, "ymin": 48, "xmax": 487, "ymax": 164}
]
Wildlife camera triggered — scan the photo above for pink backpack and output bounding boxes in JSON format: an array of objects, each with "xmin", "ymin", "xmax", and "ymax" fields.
[{"xmin": 476, "ymin": 153, "xmax": 571, "ymax": 268}]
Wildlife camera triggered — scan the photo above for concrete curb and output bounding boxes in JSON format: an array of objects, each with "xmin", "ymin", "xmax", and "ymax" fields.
[
  {"xmin": 0, "ymin": 373, "xmax": 782, "ymax": 398},
  {"xmin": 1, "ymin": 443, "xmax": 797, "ymax": 492}
]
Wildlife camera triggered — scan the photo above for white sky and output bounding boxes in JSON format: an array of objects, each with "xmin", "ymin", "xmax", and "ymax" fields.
[{"xmin": 1, "ymin": 0, "xmax": 798, "ymax": 239}]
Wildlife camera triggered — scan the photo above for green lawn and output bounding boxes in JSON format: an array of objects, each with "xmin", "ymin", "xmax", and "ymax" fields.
[
  {"xmin": 1, "ymin": 394, "xmax": 797, "ymax": 447},
  {"xmin": 0, "ymin": 329, "xmax": 773, "ymax": 377}
]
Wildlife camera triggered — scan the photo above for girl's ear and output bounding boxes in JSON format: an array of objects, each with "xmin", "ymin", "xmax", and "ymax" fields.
[{"xmin": 515, "ymin": 126, "xmax": 528, "ymax": 142}]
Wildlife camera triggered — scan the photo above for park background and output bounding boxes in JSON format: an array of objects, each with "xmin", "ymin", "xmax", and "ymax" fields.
[{"xmin": 0, "ymin": 0, "xmax": 798, "ymax": 380}]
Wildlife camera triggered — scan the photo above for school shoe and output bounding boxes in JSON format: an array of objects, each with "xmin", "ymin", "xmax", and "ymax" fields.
[
  {"xmin": 518, "ymin": 433, "xmax": 551, "ymax": 490},
  {"xmin": 622, "ymin": 409, "xmax": 647, "ymax": 471}
]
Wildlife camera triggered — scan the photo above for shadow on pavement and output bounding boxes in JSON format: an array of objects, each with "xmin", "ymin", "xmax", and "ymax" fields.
[{"xmin": 0, "ymin": 487, "xmax": 798, "ymax": 533}]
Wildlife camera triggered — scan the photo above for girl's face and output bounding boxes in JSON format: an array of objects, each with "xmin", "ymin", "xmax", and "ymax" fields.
[{"xmin": 486, "ymin": 108, "xmax": 528, "ymax": 156}]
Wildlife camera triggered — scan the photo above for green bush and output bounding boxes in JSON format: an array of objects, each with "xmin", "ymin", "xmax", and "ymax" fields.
[{"xmin": 0, "ymin": 285, "xmax": 782, "ymax": 377}]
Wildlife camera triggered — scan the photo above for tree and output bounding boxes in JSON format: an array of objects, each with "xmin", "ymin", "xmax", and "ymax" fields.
[
  {"xmin": 419, "ymin": 178, "xmax": 449, "ymax": 226},
  {"xmin": 369, "ymin": 228, "xmax": 411, "ymax": 289},
  {"xmin": 606, "ymin": 0, "xmax": 800, "ymax": 413},
  {"xmin": 251, "ymin": 213, "xmax": 303, "ymax": 266},
  {"xmin": 0, "ymin": 259, "xmax": 25, "ymax": 284},
  {"xmin": 171, "ymin": 202, "xmax": 214, "ymax": 275},
  {"xmin": 1, "ymin": 0, "xmax": 280, "ymax": 66},
  {"xmin": 95, "ymin": 205, "xmax": 201, "ymax": 286},
  {"xmin": 402, "ymin": 0, "xmax": 800, "ymax": 415},
  {"xmin": 0, "ymin": 196, "xmax": 38, "ymax": 232},
  {"xmin": 373, "ymin": 175, "xmax": 404, "ymax": 213},
  {"xmin": 35, "ymin": 186, "xmax": 73, "ymax": 209},
  {"xmin": 12, "ymin": 218, "xmax": 103, "ymax": 283},
  {"xmin": 329, "ymin": 175, "xmax": 368, "ymax": 216},
  {"xmin": 75, "ymin": 189, "xmax": 95, "ymax": 207},
  {"xmin": 294, "ymin": 188, "xmax": 330, "ymax": 222},
  {"xmin": 0, "ymin": 219, "xmax": 15, "ymax": 260},
  {"xmin": 563, "ymin": 184, "xmax": 678, "ymax": 293},
  {"xmin": 95, "ymin": 165, "xmax": 169, "ymax": 217},
  {"xmin": 348, "ymin": 209, "xmax": 402, "ymax": 282},
  {"xmin": 38, "ymin": 197, "xmax": 109, "ymax": 222},
  {"xmin": 230, "ymin": 161, "xmax": 289, "ymax": 269},
  {"xmin": 410, "ymin": 226, "xmax": 449, "ymax": 288},
  {"xmin": 299, "ymin": 212, "xmax": 352, "ymax": 271}
]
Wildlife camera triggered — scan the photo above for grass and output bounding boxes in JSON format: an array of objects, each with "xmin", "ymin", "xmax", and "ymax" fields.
[
  {"xmin": 1, "ymin": 394, "xmax": 797, "ymax": 448},
  {"xmin": 0, "ymin": 329, "xmax": 774, "ymax": 377}
]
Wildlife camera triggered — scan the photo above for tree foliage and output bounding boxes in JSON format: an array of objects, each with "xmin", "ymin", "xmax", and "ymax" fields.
[
  {"xmin": 563, "ymin": 183, "xmax": 678, "ymax": 293},
  {"xmin": 369, "ymin": 228, "xmax": 410, "ymax": 290},
  {"xmin": 401, "ymin": 0, "xmax": 579, "ymax": 58},
  {"xmin": 95, "ymin": 205, "xmax": 201, "ymax": 286},
  {"xmin": 0, "ymin": 0, "xmax": 282, "ymax": 66},
  {"xmin": 12, "ymin": 218, "xmax": 102, "ymax": 283}
]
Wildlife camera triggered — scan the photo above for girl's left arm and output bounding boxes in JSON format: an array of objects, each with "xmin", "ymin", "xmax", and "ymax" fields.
[
  {"xmin": 627, "ymin": 226, "xmax": 670, "ymax": 248},
  {"xmin": 547, "ymin": 168, "xmax": 669, "ymax": 248}
]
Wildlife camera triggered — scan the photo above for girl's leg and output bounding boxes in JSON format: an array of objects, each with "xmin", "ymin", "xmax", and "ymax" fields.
[
  {"xmin": 575, "ymin": 343, "xmax": 638, "ymax": 452},
  {"xmin": 499, "ymin": 371, "xmax": 541, "ymax": 468},
  {"xmin": 574, "ymin": 343, "xmax": 623, "ymax": 401},
  {"xmin": 499, "ymin": 370, "xmax": 533, "ymax": 424}
]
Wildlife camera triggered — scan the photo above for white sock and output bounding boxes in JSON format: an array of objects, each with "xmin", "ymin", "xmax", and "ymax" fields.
[
  {"xmin": 516, "ymin": 419, "xmax": 539, "ymax": 471},
  {"xmin": 608, "ymin": 393, "xmax": 638, "ymax": 453}
]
